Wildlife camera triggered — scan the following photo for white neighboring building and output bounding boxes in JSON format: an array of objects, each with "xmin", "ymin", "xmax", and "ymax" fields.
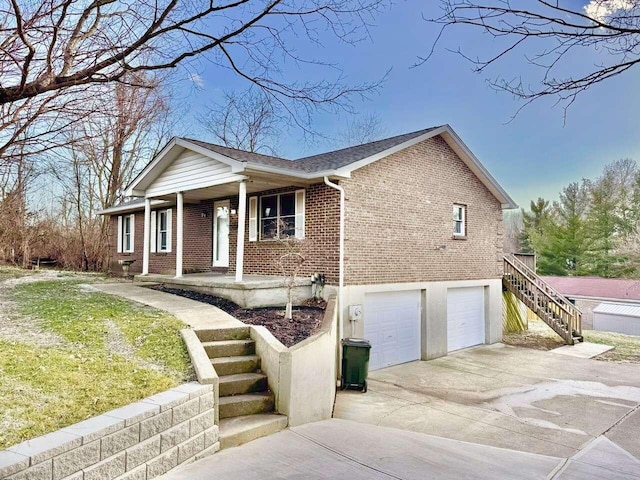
[{"xmin": 593, "ymin": 303, "xmax": 640, "ymax": 337}]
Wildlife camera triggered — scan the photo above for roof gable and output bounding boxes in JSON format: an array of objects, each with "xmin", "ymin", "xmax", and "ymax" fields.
[
  {"xmin": 125, "ymin": 138, "xmax": 246, "ymax": 196},
  {"xmin": 123, "ymin": 125, "xmax": 516, "ymax": 209}
]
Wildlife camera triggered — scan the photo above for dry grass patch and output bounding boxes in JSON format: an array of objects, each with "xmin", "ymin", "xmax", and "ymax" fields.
[{"xmin": 503, "ymin": 317, "xmax": 640, "ymax": 363}]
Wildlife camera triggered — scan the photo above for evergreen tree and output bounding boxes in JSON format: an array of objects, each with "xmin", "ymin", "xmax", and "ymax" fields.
[
  {"xmin": 537, "ymin": 182, "xmax": 588, "ymax": 276},
  {"xmin": 584, "ymin": 175, "xmax": 627, "ymax": 277},
  {"xmin": 520, "ymin": 198, "xmax": 552, "ymax": 254}
]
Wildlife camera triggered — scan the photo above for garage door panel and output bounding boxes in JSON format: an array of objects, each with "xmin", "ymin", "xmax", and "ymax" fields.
[
  {"xmin": 447, "ymin": 287, "xmax": 485, "ymax": 352},
  {"xmin": 364, "ymin": 291, "xmax": 421, "ymax": 371}
]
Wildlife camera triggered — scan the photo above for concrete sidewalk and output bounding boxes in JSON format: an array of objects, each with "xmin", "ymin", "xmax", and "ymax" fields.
[
  {"xmin": 91, "ymin": 283, "xmax": 244, "ymax": 330},
  {"xmin": 158, "ymin": 419, "xmax": 640, "ymax": 479}
]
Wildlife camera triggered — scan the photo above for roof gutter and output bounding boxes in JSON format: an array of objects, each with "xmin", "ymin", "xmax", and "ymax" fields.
[{"xmin": 323, "ymin": 176, "xmax": 345, "ymax": 365}]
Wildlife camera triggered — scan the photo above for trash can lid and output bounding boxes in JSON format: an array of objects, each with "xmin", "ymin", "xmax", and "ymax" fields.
[{"xmin": 342, "ymin": 338, "xmax": 371, "ymax": 347}]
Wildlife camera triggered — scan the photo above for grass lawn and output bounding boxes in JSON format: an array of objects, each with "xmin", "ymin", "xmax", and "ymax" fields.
[
  {"xmin": 503, "ymin": 317, "xmax": 640, "ymax": 363},
  {"xmin": 0, "ymin": 266, "xmax": 34, "ymax": 282},
  {"xmin": 0, "ymin": 273, "xmax": 191, "ymax": 449}
]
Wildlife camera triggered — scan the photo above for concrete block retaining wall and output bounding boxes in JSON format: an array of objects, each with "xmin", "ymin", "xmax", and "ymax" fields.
[
  {"xmin": 0, "ymin": 383, "xmax": 219, "ymax": 480},
  {"xmin": 251, "ymin": 296, "xmax": 338, "ymax": 427}
]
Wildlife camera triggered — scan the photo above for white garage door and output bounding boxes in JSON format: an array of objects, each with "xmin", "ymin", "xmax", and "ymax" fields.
[
  {"xmin": 364, "ymin": 291, "xmax": 421, "ymax": 371},
  {"xmin": 447, "ymin": 287, "xmax": 485, "ymax": 352}
]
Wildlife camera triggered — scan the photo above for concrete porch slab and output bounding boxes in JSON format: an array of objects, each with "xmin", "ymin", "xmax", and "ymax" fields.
[
  {"xmin": 552, "ymin": 342, "xmax": 615, "ymax": 359},
  {"xmin": 135, "ymin": 273, "xmax": 314, "ymax": 308}
]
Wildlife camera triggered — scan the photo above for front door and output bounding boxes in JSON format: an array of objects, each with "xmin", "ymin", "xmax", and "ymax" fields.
[{"xmin": 213, "ymin": 200, "xmax": 230, "ymax": 267}]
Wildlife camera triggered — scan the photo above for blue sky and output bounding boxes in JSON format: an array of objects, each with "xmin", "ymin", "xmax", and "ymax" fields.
[{"xmin": 176, "ymin": 0, "xmax": 640, "ymax": 210}]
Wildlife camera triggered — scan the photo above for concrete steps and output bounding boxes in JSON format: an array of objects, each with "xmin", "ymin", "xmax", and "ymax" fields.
[
  {"xmin": 203, "ymin": 339, "xmax": 255, "ymax": 358},
  {"xmin": 219, "ymin": 392, "xmax": 275, "ymax": 419},
  {"xmin": 197, "ymin": 327, "xmax": 251, "ymax": 343},
  {"xmin": 198, "ymin": 326, "xmax": 288, "ymax": 448},
  {"xmin": 218, "ymin": 414, "xmax": 288, "ymax": 449},
  {"xmin": 219, "ymin": 372, "xmax": 268, "ymax": 397},
  {"xmin": 211, "ymin": 355, "xmax": 261, "ymax": 376}
]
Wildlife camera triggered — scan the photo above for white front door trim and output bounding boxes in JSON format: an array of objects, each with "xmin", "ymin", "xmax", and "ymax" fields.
[{"xmin": 213, "ymin": 199, "xmax": 230, "ymax": 268}]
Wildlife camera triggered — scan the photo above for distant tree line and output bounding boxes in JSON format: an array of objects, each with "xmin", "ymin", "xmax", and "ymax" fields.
[{"xmin": 514, "ymin": 159, "xmax": 640, "ymax": 278}]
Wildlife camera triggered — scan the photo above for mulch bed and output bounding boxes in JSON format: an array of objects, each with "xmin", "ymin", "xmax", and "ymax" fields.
[{"xmin": 149, "ymin": 285, "xmax": 325, "ymax": 347}]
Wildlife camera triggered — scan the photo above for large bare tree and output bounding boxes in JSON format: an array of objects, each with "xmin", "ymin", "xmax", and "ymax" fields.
[
  {"xmin": 50, "ymin": 74, "xmax": 172, "ymax": 270},
  {"xmin": 337, "ymin": 112, "xmax": 387, "ymax": 147},
  {"xmin": 199, "ymin": 89, "xmax": 282, "ymax": 155},
  {"xmin": 1, "ymin": 0, "xmax": 386, "ymax": 114},
  {"xmin": 425, "ymin": 0, "xmax": 640, "ymax": 111}
]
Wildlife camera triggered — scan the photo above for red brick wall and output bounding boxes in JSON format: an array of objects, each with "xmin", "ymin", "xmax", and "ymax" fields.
[
  {"xmin": 108, "ymin": 135, "xmax": 504, "ymax": 284},
  {"xmin": 108, "ymin": 184, "xmax": 341, "ymax": 281},
  {"xmin": 228, "ymin": 184, "xmax": 341, "ymax": 284},
  {"xmin": 109, "ymin": 203, "xmax": 213, "ymax": 275},
  {"xmin": 342, "ymin": 135, "xmax": 504, "ymax": 285}
]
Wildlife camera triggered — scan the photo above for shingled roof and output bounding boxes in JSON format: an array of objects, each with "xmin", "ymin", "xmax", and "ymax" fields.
[
  {"xmin": 181, "ymin": 127, "xmax": 440, "ymax": 173},
  {"xmin": 118, "ymin": 124, "xmax": 517, "ymax": 210},
  {"xmin": 543, "ymin": 276, "xmax": 640, "ymax": 302}
]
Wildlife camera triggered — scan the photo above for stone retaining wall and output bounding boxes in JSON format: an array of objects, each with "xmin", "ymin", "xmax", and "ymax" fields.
[{"xmin": 0, "ymin": 383, "xmax": 218, "ymax": 480}]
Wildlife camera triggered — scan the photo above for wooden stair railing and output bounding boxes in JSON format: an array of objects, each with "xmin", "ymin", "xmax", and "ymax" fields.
[{"xmin": 503, "ymin": 254, "xmax": 583, "ymax": 345}]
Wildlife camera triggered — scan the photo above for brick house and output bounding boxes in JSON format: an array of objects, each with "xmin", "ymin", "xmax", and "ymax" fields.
[{"xmin": 100, "ymin": 125, "xmax": 516, "ymax": 368}]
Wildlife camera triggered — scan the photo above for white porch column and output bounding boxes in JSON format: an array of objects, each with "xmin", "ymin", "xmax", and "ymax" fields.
[
  {"xmin": 176, "ymin": 191, "xmax": 184, "ymax": 278},
  {"xmin": 142, "ymin": 198, "xmax": 151, "ymax": 275},
  {"xmin": 235, "ymin": 181, "xmax": 247, "ymax": 282}
]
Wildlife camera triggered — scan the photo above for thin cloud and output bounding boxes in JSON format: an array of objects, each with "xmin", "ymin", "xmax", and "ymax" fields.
[
  {"xmin": 584, "ymin": 0, "xmax": 634, "ymax": 22},
  {"xmin": 189, "ymin": 73, "xmax": 204, "ymax": 88}
]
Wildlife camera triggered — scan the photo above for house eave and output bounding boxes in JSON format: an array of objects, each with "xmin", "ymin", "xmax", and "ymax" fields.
[{"xmin": 97, "ymin": 199, "xmax": 172, "ymax": 215}]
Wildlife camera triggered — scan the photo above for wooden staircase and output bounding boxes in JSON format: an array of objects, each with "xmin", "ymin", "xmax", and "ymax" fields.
[
  {"xmin": 503, "ymin": 254, "xmax": 583, "ymax": 345},
  {"xmin": 195, "ymin": 327, "xmax": 288, "ymax": 449}
]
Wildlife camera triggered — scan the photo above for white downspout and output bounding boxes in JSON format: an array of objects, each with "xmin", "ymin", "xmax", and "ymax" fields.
[{"xmin": 323, "ymin": 176, "xmax": 345, "ymax": 346}]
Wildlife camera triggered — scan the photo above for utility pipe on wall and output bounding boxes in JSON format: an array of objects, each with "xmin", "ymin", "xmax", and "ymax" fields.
[{"xmin": 323, "ymin": 176, "xmax": 345, "ymax": 345}]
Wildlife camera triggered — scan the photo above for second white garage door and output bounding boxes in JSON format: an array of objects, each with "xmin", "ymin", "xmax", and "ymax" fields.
[
  {"xmin": 447, "ymin": 287, "xmax": 485, "ymax": 352},
  {"xmin": 364, "ymin": 291, "xmax": 421, "ymax": 371}
]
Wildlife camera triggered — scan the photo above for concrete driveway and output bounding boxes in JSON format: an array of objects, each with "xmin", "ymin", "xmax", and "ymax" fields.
[
  {"xmin": 160, "ymin": 418, "xmax": 640, "ymax": 479},
  {"xmin": 334, "ymin": 343, "xmax": 640, "ymax": 460}
]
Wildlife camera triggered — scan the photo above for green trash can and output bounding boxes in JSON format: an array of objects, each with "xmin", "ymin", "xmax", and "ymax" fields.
[{"xmin": 341, "ymin": 338, "xmax": 371, "ymax": 392}]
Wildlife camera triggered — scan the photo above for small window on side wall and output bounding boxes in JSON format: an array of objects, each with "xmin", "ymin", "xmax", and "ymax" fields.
[
  {"xmin": 453, "ymin": 204, "xmax": 466, "ymax": 237},
  {"xmin": 117, "ymin": 214, "xmax": 135, "ymax": 253}
]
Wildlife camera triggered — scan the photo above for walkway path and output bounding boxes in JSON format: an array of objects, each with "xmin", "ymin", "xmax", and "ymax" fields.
[{"xmin": 92, "ymin": 283, "xmax": 243, "ymax": 330}]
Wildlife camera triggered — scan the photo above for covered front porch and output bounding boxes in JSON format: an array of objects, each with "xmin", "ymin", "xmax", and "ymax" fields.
[
  {"xmin": 136, "ymin": 272, "xmax": 313, "ymax": 308},
  {"xmin": 125, "ymin": 137, "xmax": 325, "ymax": 283}
]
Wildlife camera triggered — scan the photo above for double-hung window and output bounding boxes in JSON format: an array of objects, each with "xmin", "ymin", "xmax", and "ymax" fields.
[
  {"xmin": 250, "ymin": 190, "xmax": 305, "ymax": 241},
  {"xmin": 151, "ymin": 209, "xmax": 172, "ymax": 252},
  {"xmin": 117, "ymin": 214, "xmax": 135, "ymax": 253},
  {"xmin": 453, "ymin": 204, "xmax": 466, "ymax": 237}
]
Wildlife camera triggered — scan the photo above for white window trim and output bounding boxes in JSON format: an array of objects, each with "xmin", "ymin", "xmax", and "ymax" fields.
[
  {"xmin": 117, "ymin": 214, "xmax": 135, "ymax": 253},
  {"xmin": 453, "ymin": 204, "xmax": 466, "ymax": 237},
  {"xmin": 258, "ymin": 190, "xmax": 305, "ymax": 241},
  {"xmin": 248, "ymin": 197, "xmax": 258, "ymax": 242},
  {"xmin": 155, "ymin": 208, "xmax": 172, "ymax": 253}
]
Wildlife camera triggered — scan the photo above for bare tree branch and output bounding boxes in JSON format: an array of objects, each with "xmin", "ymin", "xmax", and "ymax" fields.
[
  {"xmin": 422, "ymin": 0, "xmax": 640, "ymax": 111},
  {"xmin": 0, "ymin": 0, "xmax": 388, "ymax": 111}
]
